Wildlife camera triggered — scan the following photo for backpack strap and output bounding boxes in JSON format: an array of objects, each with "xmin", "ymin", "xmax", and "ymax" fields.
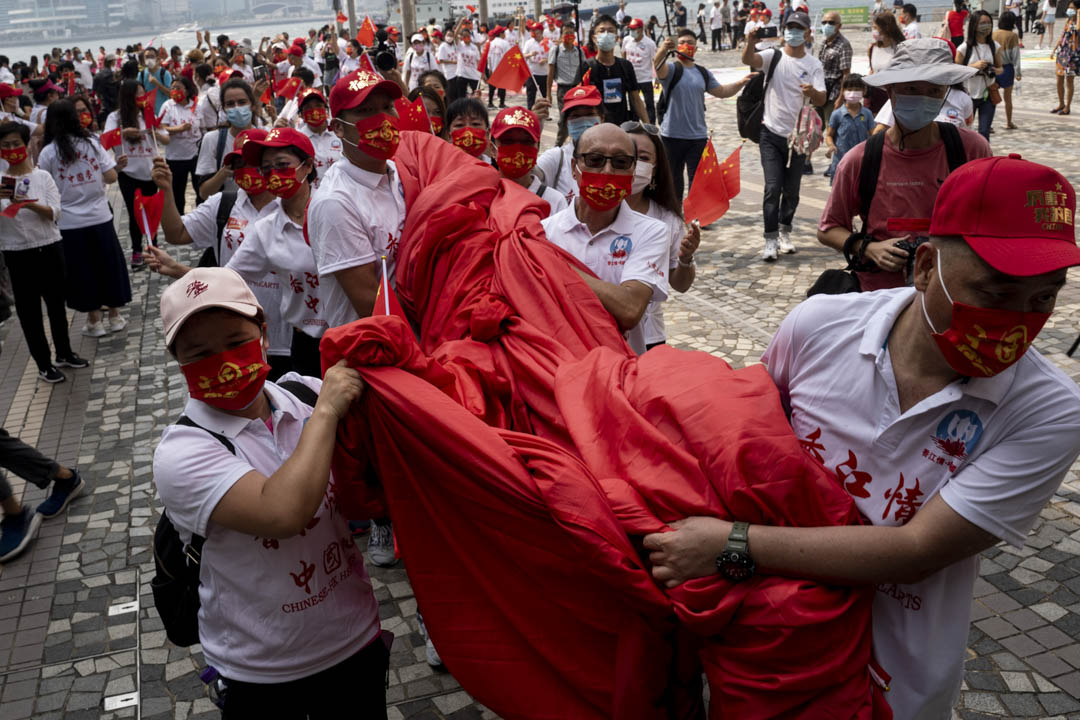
[
  {"xmin": 763, "ymin": 48, "xmax": 782, "ymax": 89},
  {"xmin": 214, "ymin": 189, "xmax": 238, "ymax": 263},
  {"xmin": 173, "ymin": 414, "xmax": 236, "ymax": 557},
  {"xmin": 277, "ymin": 379, "xmax": 319, "ymax": 407},
  {"xmin": 937, "ymin": 121, "xmax": 968, "ymax": 172},
  {"xmin": 857, "ymin": 130, "xmax": 886, "ymax": 232},
  {"xmin": 214, "ymin": 128, "xmax": 229, "ymax": 174},
  {"xmin": 535, "ymin": 181, "xmax": 549, "ymax": 199}
]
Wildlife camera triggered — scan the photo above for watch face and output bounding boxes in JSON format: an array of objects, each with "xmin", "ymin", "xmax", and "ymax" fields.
[{"xmin": 720, "ymin": 550, "xmax": 755, "ymax": 582}]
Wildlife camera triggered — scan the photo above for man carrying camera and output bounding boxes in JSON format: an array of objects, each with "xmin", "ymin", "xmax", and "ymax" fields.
[{"xmin": 817, "ymin": 40, "xmax": 990, "ymax": 290}]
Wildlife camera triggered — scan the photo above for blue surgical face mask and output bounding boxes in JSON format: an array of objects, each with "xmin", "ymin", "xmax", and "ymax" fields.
[
  {"xmin": 821, "ymin": 22, "xmax": 837, "ymax": 37},
  {"xmin": 1069, "ymin": 8, "xmax": 1077, "ymax": 16},
  {"xmin": 892, "ymin": 92, "xmax": 946, "ymax": 132},
  {"xmin": 567, "ymin": 115, "xmax": 600, "ymax": 142},
  {"xmin": 226, "ymin": 105, "xmax": 252, "ymax": 128},
  {"xmin": 596, "ymin": 32, "xmax": 617, "ymax": 51},
  {"xmin": 784, "ymin": 28, "xmax": 806, "ymax": 46}
]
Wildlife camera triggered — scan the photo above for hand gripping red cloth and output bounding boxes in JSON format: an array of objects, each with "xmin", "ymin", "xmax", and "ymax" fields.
[{"xmin": 321, "ymin": 133, "xmax": 889, "ymax": 719}]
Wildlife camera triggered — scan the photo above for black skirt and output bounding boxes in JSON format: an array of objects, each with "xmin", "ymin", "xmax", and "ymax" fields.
[{"xmin": 59, "ymin": 220, "xmax": 133, "ymax": 312}]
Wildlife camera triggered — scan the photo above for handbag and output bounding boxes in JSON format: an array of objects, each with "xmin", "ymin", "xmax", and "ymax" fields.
[{"xmin": 987, "ymin": 82, "xmax": 1002, "ymax": 105}]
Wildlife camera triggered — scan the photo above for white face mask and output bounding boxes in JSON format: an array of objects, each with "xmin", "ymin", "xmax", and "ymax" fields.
[{"xmin": 631, "ymin": 160, "xmax": 654, "ymax": 194}]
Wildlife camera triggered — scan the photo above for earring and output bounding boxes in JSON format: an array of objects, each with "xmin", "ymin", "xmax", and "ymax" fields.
[{"xmin": 648, "ymin": 179, "xmax": 656, "ymax": 189}]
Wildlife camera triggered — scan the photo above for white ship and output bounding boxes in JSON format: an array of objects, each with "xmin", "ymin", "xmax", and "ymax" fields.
[{"xmin": 447, "ymin": 0, "xmax": 619, "ymax": 20}]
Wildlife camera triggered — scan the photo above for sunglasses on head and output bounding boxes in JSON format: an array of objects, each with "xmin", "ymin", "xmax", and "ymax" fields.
[
  {"xmin": 576, "ymin": 151, "xmax": 636, "ymax": 170},
  {"xmin": 620, "ymin": 120, "xmax": 660, "ymax": 136}
]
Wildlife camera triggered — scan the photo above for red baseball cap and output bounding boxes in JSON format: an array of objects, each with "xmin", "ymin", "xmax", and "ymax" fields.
[
  {"xmin": 488, "ymin": 25, "xmax": 506, "ymax": 38},
  {"xmin": 223, "ymin": 128, "xmax": 267, "ymax": 166},
  {"xmin": 929, "ymin": 154, "xmax": 1080, "ymax": 276},
  {"xmin": 561, "ymin": 82, "xmax": 602, "ymax": 112},
  {"xmin": 298, "ymin": 87, "xmax": 327, "ymax": 108},
  {"xmin": 492, "ymin": 106, "xmax": 540, "ymax": 142},
  {"xmin": 628, "ymin": 18, "xmax": 643, "ymax": 29},
  {"xmin": 0, "ymin": 84, "xmax": 22, "ymax": 99},
  {"xmin": 241, "ymin": 127, "xmax": 316, "ymax": 167},
  {"xmin": 287, "ymin": 45, "xmax": 304, "ymax": 57},
  {"xmin": 329, "ymin": 69, "xmax": 403, "ymax": 117}
]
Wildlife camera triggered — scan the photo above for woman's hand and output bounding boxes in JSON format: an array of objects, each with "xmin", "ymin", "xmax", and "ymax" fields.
[
  {"xmin": 642, "ymin": 516, "xmax": 731, "ymax": 588},
  {"xmin": 679, "ymin": 221, "xmax": 701, "ymax": 262},
  {"xmin": 115, "ymin": 154, "xmax": 129, "ymax": 171},
  {"xmin": 144, "ymin": 244, "xmax": 188, "ymax": 278},
  {"xmin": 122, "ymin": 127, "xmax": 143, "ymax": 140}
]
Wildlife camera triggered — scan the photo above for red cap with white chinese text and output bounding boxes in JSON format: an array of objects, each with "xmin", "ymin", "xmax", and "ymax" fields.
[
  {"xmin": 928, "ymin": 154, "xmax": 1080, "ymax": 276},
  {"xmin": 491, "ymin": 106, "xmax": 540, "ymax": 142},
  {"xmin": 329, "ymin": 69, "xmax": 403, "ymax": 117}
]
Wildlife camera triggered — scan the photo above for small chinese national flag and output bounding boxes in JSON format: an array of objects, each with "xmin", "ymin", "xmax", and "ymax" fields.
[
  {"xmin": 359, "ymin": 52, "xmax": 379, "ymax": 76},
  {"xmin": 134, "ymin": 188, "xmax": 164, "ymax": 239},
  {"xmin": 356, "ymin": 15, "xmax": 377, "ymax": 46},
  {"xmin": 683, "ymin": 143, "xmax": 740, "ymax": 226},
  {"xmin": 260, "ymin": 82, "xmax": 272, "ymax": 105},
  {"xmin": 488, "ymin": 45, "xmax": 531, "ymax": 93},
  {"xmin": 336, "ymin": 11, "xmax": 348, "ymax": 24},
  {"xmin": 1, "ymin": 201, "xmax": 35, "ymax": 219},
  {"xmin": 466, "ymin": 4, "xmax": 477, "ymax": 11},
  {"xmin": 274, "ymin": 76, "xmax": 303, "ymax": 100},
  {"xmin": 373, "ymin": 257, "xmax": 407, "ymax": 320},
  {"xmin": 393, "ymin": 97, "xmax": 432, "ymax": 133},
  {"xmin": 99, "ymin": 127, "xmax": 122, "ymax": 151},
  {"xmin": 135, "ymin": 88, "xmax": 156, "ymax": 110}
]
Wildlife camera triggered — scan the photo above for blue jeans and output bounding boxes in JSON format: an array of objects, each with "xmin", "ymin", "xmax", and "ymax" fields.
[
  {"xmin": 759, "ymin": 126, "xmax": 806, "ymax": 236},
  {"xmin": 973, "ymin": 97, "xmax": 996, "ymax": 140}
]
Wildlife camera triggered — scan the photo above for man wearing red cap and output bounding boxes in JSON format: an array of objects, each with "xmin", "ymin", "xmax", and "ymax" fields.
[
  {"xmin": 645, "ymin": 155, "xmax": 1080, "ymax": 720},
  {"xmin": 491, "ymin": 106, "xmax": 567, "ymax": 213},
  {"xmin": 522, "ymin": 22, "xmax": 549, "ymax": 110},
  {"xmin": 623, "ymin": 18, "xmax": 658, "ymax": 123},
  {"xmin": 296, "ymin": 89, "xmax": 342, "ymax": 177}
]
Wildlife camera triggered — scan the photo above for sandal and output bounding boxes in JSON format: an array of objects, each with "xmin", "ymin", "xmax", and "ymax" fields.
[
  {"xmin": 1007, "ymin": 122, "xmax": 1018, "ymax": 129},
  {"xmin": 1051, "ymin": 106, "xmax": 1064, "ymax": 113},
  {"xmin": 1063, "ymin": 108, "xmax": 1072, "ymax": 115}
]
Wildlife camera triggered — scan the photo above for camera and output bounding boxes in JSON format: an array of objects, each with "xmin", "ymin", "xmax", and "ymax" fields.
[
  {"xmin": 894, "ymin": 236, "xmax": 928, "ymax": 284},
  {"xmin": 253, "ymin": 64, "xmax": 268, "ymax": 83},
  {"xmin": 758, "ymin": 25, "xmax": 779, "ymax": 38},
  {"xmin": 370, "ymin": 30, "xmax": 398, "ymax": 72}
]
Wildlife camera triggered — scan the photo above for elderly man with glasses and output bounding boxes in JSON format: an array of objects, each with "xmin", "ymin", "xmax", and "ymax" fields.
[
  {"xmin": 540, "ymin": 123, "xmax": 670, "ymax": 355},
  {"xmin": 818, "ymin": 11, "xmax": 853, "ymax": 121}
]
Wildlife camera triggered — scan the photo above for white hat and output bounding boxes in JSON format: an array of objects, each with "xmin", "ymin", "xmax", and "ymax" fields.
[
  {"xmin": 411, "ymin": 33, "xmax": 425, "ymax": 43},
  {"xmin": 160, "ymin": 268, "xmax": 262, "ymax": 348}
]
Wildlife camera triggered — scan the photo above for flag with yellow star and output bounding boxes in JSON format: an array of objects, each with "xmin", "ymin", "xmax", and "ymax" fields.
[
  {"xmin": 488, "ymin": 46, "xmax": 533, "ymax": 93},
  {"xmin": 683, "ymin": 143, "xmax": 741, "ymax": 226}
]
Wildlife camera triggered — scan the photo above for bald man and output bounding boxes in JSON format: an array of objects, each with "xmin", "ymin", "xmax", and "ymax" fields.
[
  {"xmin": 540, "ymin": 124, "xmax": 671, "ymax": 354},
  {"xmin": 818, "ymin": 10, "xmax": 853, "ymax": 116}
]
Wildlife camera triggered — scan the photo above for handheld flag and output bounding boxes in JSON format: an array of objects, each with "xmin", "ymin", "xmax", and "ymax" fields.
[
  {"xmin": 683, "ymin": 143, "xmax": 740, "ymax": 226},
  {"xmin": 274, "ymin": 76, "xmax": 303, "ymax": 100},
  {"xmin": 487, "ymin": 46, "xmax": 532, "ymax": 93},
  {"xmin": 260, "ymin": 83, "xmax": 272, "ymax": 105},
  {"xmin": 134, "ymin": 189, "xmax": 164, "ymax": 243},
  {"xmin": 359, "ymin": 52, "xmax": 380, "ymax": 75},
  {"xmin": 357, "ymin": 15, "xmax": 377, "ymax": 46},
  {"xmin": 336, "ymin": 10, "xmax": 348, "ymax": 24},
  {"xmin": 99, "ymin": 127, "xmax": 123, "ymax": 151},
  {"xmin": 373, "ymin": 255, "xmax": 407, "ymax": 319},
  {"xmin": 466, "ymin": 4, "xmax": 477, "ymax": 11},
  {"xmin": 1, "ymin": 200, "xmax": 37, "ymax": 219},
  {"xmin": 393, "ymin": 97, "xmax": 433, "ymax": 133},
  {"xmin": 65, "ymin": 73, "xmax": 76, "ymax": 97},
  {"xmin": 478, "ymin": 40, "xmax": 491, "ymax": 74}
]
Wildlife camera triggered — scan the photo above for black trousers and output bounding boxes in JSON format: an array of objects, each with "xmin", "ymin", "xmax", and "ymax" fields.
[
  {"xmin": 4, "ymin": 243, "xmax": 72, "ymax": 372},
  {"xmin": 638, "ymin": 80, "xmax": 656, "ymax": 123},
  {"xmin": 0, "ymin": 427, "xmax": 61, "ymax": 502},
  {"xmin": 526, "ymin": 74, "xmax": 547, "ymax": 109},
  {"xmin": 166, "ymin": 157, "xmax": 197, "ymax": 215},
  {"xmin": 712, "ymin": 27, "xmax": 723, "ymax": 50},
  {"xmin": 222, "ymin": 637, "xmax": 389, "ymax": 719},
  {"xmin": 662, "ymin": 135, "xmax": 708, "ymax": 200},
  {"xmin": 291, "ymin": 328, "xmax": 322, "ymax": 378},
  {"xmin": 117, "ymin": 172, "xmax": 160, "ymax": 253},
  {"xmin": 487, "ymin": 83, "xmax": 506, "ymax": 106}
]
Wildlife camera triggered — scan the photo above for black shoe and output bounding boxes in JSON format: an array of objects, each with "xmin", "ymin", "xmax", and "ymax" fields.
[
  {"xmin": 37, "ymin": 366, "xmax": 65, "ymax": 383},
  {"xmin": 802, "ymin": 161, "xmax": 813, "ymax": 175},
  {"xmin": 55, "ymin": 353, "xmax": 90, "ymax": 369},
  {"xmin": 499, "ymin": 103, "xmax": 507, "ymax": 108},
  {"xmin": 487, "ymin": 102, "xmax": 496, "ymax": 108}
]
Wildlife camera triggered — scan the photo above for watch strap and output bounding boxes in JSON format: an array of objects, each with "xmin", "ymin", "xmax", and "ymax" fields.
[{"xmin": 727, "ymin": 521, "xmax": 750, "ymax": 552}]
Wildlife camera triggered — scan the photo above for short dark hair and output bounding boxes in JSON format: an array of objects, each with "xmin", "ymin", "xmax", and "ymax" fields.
[
  {"xmin": 593, "ymin": 13, "xmax": 618, "ymax": 28},
  {"xmin": 217, "ymin": 34, "xmax": 230, "ymax": 47},
  {"xmin": 902, "ymin": 3, "xmax": 917, "ymax": 16},
  {"xmin": 417, "ymin": 69, "xmax": 448, "ymax": 93},
  {"xmin": 998, "ymin": 11, "xmax": 1016, "ymax": 29},
  {"xmin": 0, "ymin": 56, "xmax": 8, "ymax": 67},
  {"xmin": 677, "ymin": 27, "xmax": 698, "ymax": 40},
  {"xmin": 842, "ymin": 73, "xmax": 867, "ymax": 91},
  {"xmin": 446, "ymin": 97, "xmax": 490, "ymax": 128},
  {"xmin": 294, "ymin": 66, "xmax": 316, "ymax": 87},
  {"xmin": 0, "ymin": 121, "xmax": 30, "ymax": 145}
]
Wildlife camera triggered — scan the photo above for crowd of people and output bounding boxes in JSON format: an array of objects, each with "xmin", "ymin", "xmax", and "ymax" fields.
[{"xmin": 0, "ymin": 2, "xmax": 1076, "ymax": 718}]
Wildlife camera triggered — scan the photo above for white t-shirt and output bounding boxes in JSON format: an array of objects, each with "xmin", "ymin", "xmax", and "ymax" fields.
[
  {"xmin": 30, "ymin": 104, "xmax": 48, "ymax": 125},
  {"xmin": 437, "ymin": 41, "xmax": 459, "ymax": 79},
  {"xmin": 339, "ymin": 54, "xmax": 361, "ymax": 76},
  {"xmin": 305, "ymin": 159, "xmax": 407, "ymax": 330},
  {"xmin": 404, "ymin": 47, "xmax": 436, "ymax": 89},
  {"xmin": 0, "ymin": 168, "xmax": 62, "ymax": 250},
  {"xmin": 182, "ymin": 190, "xmax": 291, "ymax": 356},
  {"xmin": 522, "ymin": 37, "xmax": 547, "ymax": 76},
  {"xmin": 159, "ymin": 99, "xmax": 201, "ymax": 160},
  {"xmin": 535, "ymin": 143, "xmax": 576, "ymax": 203},
  {"xmin": 902, "ymin": 20, "xmax": 921, "ymax": 39},
  {"xmin": 640, "ymin": 200, "xmax": 684, "ymax": 346},
  {"xmin": 487, "ymin": 37, "xmax": 511, "ymax": 73},
  {"xmin": 198, "ymin": 85, "xmax": 224, "ymax": 130},
  {"xmin": 36, "ymin": 137, "xmax": 116, "ymax": 230},
  {"xmin": 623, "ymin": 35, "xmax": 658, "ymax": 84},
  {"xmin": 874, "ymin": 89, "xmax": 974, "ymax": 128},
  {"xmin": 528, "ymin": 175, "xmax": 568, "ymax": 215},
  {"xmin": 104, "ymin": 110, "xmax": 157, "ymax": 181},
  {"xmin": 152, "ymin": 374, "xmax": 381, "ymax": 684},
  {"xmin": 711, "ymin": 5, "xmax": 725, "ymax": 28},
  {"xmin": 0, "ymin": 67, "xmax": 14, "ymax": 84},
  {"xmin": 761, "ymin": 288, "xmax": 1080, "ymax": 720},
  {"xmin": 299, "ymin": 125, "xmax": 343, "ymax": 179},
  {"xmin": 541, "ymin": 200, "xmax": 670, "ymax": 354},
  {"xmin": 457, "ymin": 41, "xmax": 482, "ymax": 81},
  {"xmin": 74, "ymin": 59, "xmax": 95, "ymax": 87},
  {"xmin": 869, "ymin": 44, "xmax": 896, "ymax": 74},
  {"xmin": 227, "ymin": 204, "xmax": 329, "ymax": 338},
  {"xmin": 196, "ymin": 128, "xmax": 236, "ymax": 176},
  {"xmin": 957, "ymin": 43, "xmax": 994, "ymax": 99},
  {"xmin": 759, "ymin": 48, "xmax": 826, "ymax": 137}
]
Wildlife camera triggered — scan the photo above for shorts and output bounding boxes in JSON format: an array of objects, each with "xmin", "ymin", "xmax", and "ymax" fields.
[
  {"xmin": 998, "ymin": 63, "xmax": 1015, "ymax": 88},
  {"xmin": 1057, "ymin": 62, "xmax": 1078, "ymax": 77}
]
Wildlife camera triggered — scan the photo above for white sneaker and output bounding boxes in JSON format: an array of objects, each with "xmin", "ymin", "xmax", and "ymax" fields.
[
  {"xmin": 761, "ymin": 237, "xmax": 779, "ymax": 262},
  {"xmin": 778, "ymin": 231, "xmax": 797, "ymax": 254},
  {"xmin": 417, "ymin": 614, "xmax": 443, "ymax": 667},
  {"xmin": 82, "ymin": 321, "xmax": 106, "ymax": 338},
  {"xmin": 107, "ymin": 315, "xmax": 127, "ymax": 333},
  {"xmin": 366, "ymin": 521, "xmax": 398, "ymax": 567}
]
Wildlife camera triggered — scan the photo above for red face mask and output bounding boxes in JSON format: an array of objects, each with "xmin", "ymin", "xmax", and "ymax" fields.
[
  {"xmin": 340, "ymin": 113, "xmax": 400, "ymax": 160},
  {"xmin": 135, "ymin": 93, "xmax": 151, "ymax": 109},
  {"xmin": 170, "ymin": 89, "xmax": 185, "ymax": 103},
  {"xmin": 677, "ymin": 43, "xmax": 696, "ymax": 57},
  {"xmin": 429, "ymin": 115, "xmax": 444, "ymax": 135},
  {"xmin": 181, "ymin": 337, "xmax": 270, "ymax": 411},
  {"xmin": 234, "ymin": 166, "xmax": 268, "ymax": 195},
  {"xmin": 78, "ymin": 110, "xmax": 93, "ymax": 128},
  {"xmin": 0, "ymin": 146, "xmax": 27, "ymax": 165},
  {"xmin": 578, "ymin": 170, "xmax": 632, "ymax": 211},
  {"xmin": 922, "ymin": 249, "xmax": 1050, "ymax": 377},
  {"xmin": 302, "ymin": 105, "xmax": 327, "ymax": 126},
  {"xmin": 496, "ymin": 143, "xmax": 538, "ymax": 179},
  {"xmin": 451, "ymin": 126, "xmax": 488, "ymax": 157},
  {"xmin": 265, "ymin": 166, "xmax": 304, "ymax": 199}
]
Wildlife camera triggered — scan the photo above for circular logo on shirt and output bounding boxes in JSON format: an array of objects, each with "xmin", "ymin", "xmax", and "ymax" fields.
[
  {"xmin": 932, "ymin": 410, "xmax": 983, "ymax": 460},
  {"xmin": 610, "ymin": 235, "xmax": 633, "ymax": 258}
]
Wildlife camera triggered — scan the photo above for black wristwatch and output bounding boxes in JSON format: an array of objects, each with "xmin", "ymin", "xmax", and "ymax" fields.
[{"xmin": 717, "ymin": 521, "xmax": 755, "ymax": 582}]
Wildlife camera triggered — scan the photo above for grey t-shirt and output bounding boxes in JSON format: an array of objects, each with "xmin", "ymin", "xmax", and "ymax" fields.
[
  {"xmin": 548, "ymin": 43, "xmax": 584, "ymax": 85},
  {"xmin": 659, "ymin": 61, "xmax": 720, "ymax": 140}
]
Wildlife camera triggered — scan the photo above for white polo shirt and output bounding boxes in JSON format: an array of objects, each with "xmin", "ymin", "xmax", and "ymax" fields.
[
  {"xmin": 37, "ymin": 137, "xmax": 116, "ymax": 230},
  {"xmin": 305, "ymin": 159, "xmax": 407, "ymax": 330},
  {"xmin": 641, "ymin": 200, "xmax": 685, "ymax": 346},
  {"xmin": 762, "ymin": 287, "xmax": 1080, "ymax": 720},
  {"xmin": 535, "ymin": 143, "xmax": 576, "ymax": 203},
  {"xmin": 541, "ymin": 200, "xmax": 670, "ymax": 354},
  {"xmin": 153, "ymin": 374, "xmax": 381, "ymax": 684},
  {"xmin": 226, "ymin": 204, "xmax": 330, "ymax": 339},
  {"xmin": 299, "ymin": 125, "xmax": 343, "ymax": 178},
  {"xmin": 528, "ymin": 175, "xmax": 568, "ymax": 215},
  {"xmin": 182, "ymin": 190, "xmax": 291, "ymax": 357},
  {"xmin": 437, "ymin": 40, "xmax": 458, "ymax": 79}
]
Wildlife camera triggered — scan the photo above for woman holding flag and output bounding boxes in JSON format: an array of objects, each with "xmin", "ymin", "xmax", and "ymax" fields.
[
  {"xmin": 159, "ymin": 76, "xmax": 201, "ymax": 213},
  {"xmin": 104, "ymin": 79, "xmax": 170, "ymax": 269}
]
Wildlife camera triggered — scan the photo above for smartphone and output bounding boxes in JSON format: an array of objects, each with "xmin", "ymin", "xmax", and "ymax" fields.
[
  {"xmin": 253, "ymin": 65, "xmax": 268, "ymax": 83},
  {"xmin": 758, "ymin": 25, "xmax": 778, "ymax": 38},
  {"xmin": 0, "ymin": 176, "xmax": 14, "ymax": 196}
]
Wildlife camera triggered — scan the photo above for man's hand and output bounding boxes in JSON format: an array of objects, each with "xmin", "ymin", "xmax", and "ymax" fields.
[
  {"xmin": 662, "ymin": 36, "xmax": 676, "ymax": 52},
  {"xmin": 863, "ymin": 237, "xmax": 910, "ymax": 273},
  {"xmin": 800, "ymin": 82, "xmax": 815, "ymax": 97},
  {"xmin": 642, "ymin": 516, "xmax": 731, "ymax": 588},
  {"xmin": 314, "ymin": 360, "xmax": 365, "ymax": 422},
  {"xmin": 151, "ymin": 157, "xmax": 173, "ymax": 190},
  {"xmin": 253, "ymin": 78, "xmax": 269, "ymax": 101},
  {"xmin": 532, "ymin": 96, "xmax": 552, "ymax": 121},
  {"xmin": 833, "ymin": 94, "xmax": 843, "ymax": 110},
  {"xmin": 745, "ymin": 28, "xmax": 759, "ymax": 44}
]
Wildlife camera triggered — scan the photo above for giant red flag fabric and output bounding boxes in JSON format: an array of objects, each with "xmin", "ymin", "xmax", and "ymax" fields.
[
  {"xmin": 273, "ymin": 76, "xmax": 303, "ymax": 100},
  {"xmin": 393, "ymin": 96, "xmax": 432, "ymax": 133},
  {"xmin": 336, "ymin": 10, "xmax": 348, "ymax": 24},
  {"xmin": 487, "ymin": 45, "xmax": 532, "ymax": 93},
  {"xmin": 99, "ymin": 127, "xmax": 122, "ymax": 151},
  {"xmin": 683, "ymin": 142, "xmax": 740, "ymax": 226},
  {"xmin": 357, "ymin": 15, "xmax": 377, "ymax": 46},
  {"xmin": 134, "ymin": 188, "xmax": 164, "ymax": 239}
]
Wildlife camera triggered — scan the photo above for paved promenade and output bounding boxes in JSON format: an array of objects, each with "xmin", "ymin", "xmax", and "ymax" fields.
[{"xmin": 1, "ymin": 35, "xmax": 1079, "ymax": 719}]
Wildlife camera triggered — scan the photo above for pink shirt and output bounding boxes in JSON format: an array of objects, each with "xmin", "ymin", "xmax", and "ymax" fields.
[{"xmin": 818, "ymin": 128, "xmax": 991, "ymax": 291}]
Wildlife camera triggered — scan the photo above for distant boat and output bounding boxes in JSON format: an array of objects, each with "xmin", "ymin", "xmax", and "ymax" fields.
[{"xmin": 448, "ymin": 0, "xmax": 616, "ymax": 21}]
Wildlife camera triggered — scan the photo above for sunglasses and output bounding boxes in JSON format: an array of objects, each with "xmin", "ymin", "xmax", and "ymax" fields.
[
  {"xmin": 576, "ymin": 152, "xmax": 636, "ymax": 171},
  {"xmin": 821, "ymin": 19, "xmax": 837, "ymax": 24},
  {"xmin": 620, "ymin": 120, "xmax": 660, "ymax": 136}
]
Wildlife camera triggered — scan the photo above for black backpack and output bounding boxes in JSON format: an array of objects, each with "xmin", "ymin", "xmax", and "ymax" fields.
[
  {"xmin": 656, "ymin": 62, "xmax": 712, "ymax": 125},
  {"xmin": 806, "ymin": 123, "xmax": 968, "ymax": 296},
  {"xmin": 735, "ymin": 50, "xmax": 782, "ymax": 143},
  {"xmin": 196, "ymin": 188, "xmax": 238, "ymax": 268},
  {"xmin": 150, "ymin": 380, "xmax": 319, "ymax": 648}
]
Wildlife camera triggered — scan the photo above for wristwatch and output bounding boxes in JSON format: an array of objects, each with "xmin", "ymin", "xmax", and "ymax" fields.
[
  {"xmin": 677, "ymin": 255, "xmax": 696, "ymax": 268},
  {"xmin": 716, "ymin": 521, "xmax": 755, "ymax": 582}
]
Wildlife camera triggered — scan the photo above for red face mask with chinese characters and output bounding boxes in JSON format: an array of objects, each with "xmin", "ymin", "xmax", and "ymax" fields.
[
  {"xmin": 170, "ymin": 89, "xmax": 186, "ymax": 103},
  {"xmin": 338, "ymin": 113, "xmax": 400, "ymax": 160},
  {"xmin": 265, "ymin": 166, "xmax": 304, "ymax": 199},
  {"xmin": 578, "ymin": 170, "xmax": 632, "ymax": 211},
  {"xmin": 429, "ymin": 115, "xmax": 444, "ymax": 135},
  {"xmin": 302, "ymin": 105, "xmax": 327, "ymax": 127},
  {"xmin": 181, "ymin": 337, "xmax": 270, "ymax": 411},
  {"xmin": 0, "ymin": 146, "xmax": 27, "ymax": 165},
  {"xmin": 450, "ymin": 126, "xmax": 488, "ymax": 157},
  {"xmin": 677, "ymin": 43, "xmax": 696, "ymax": 58},
  {"xmin": 495, "ymin": 143, "xmax": 538, "ymax": 179},
  {"xmin": 234, "ymin": 166, "xmax": 268, "ymax": 195},
  {"xmin": 921, "ymin": 248, "xmax": 1050, "ymax": 377},
  {"xmin": 78, "ymin": 111, "xmax": 94, "ymax": 128}
]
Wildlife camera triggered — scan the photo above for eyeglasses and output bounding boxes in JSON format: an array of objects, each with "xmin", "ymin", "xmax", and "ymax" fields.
[
  {"xmin": 576, "ymin": 152, "xmax": 636, "ymax": 170},
  {"xmin": 821, "ymin": 19, "xmax": 837, "ymax": 24},
  {"xmin": 620, "ymin": 120, "xmax": 660, "ymax": 136}
]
